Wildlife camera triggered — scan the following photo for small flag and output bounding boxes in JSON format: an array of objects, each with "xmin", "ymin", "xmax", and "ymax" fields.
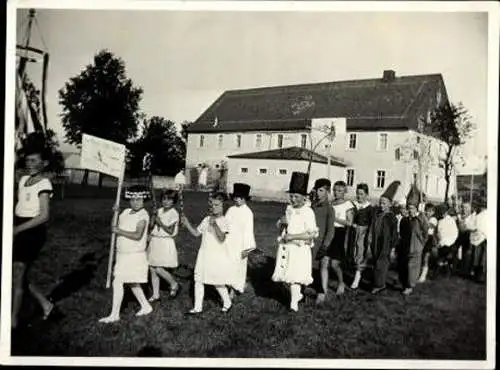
[{"xmin": 80, "ymin": 134, "xmax": 126, "ymax": 179}]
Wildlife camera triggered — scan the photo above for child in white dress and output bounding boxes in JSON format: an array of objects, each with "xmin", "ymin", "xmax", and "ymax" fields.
[
  {"xmin": 225, "ymin": 183, "xmax": 256, "ymax": 297},
  {"xmin": 181, "ymin": 192, "xmax": 235, "ymax": 314},
  {"xmin": 99, "ymin": 185, "xmax": 152, "ymax": 323},
  {"xmin": 273, "ymin": 172, "xmax": 319, "ymax": 312},
  {"xmin": 147, "ymin": 189, "xmax": 180, "ymax": 301}
]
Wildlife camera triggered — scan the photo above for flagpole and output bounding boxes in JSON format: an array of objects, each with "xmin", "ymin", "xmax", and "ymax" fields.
[{"xmin": 106, "ymin": 164, "xmax": 125, "ymax": 289}]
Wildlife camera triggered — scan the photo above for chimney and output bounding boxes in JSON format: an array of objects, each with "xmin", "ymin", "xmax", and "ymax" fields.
[{"xmin": 382, "ymin": 70, "xmax": 396, "ymax": 82}]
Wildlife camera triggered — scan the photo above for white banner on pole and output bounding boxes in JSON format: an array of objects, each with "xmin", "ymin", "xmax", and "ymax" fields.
[{"xmin": 80, "ymin": 134, "xmax": 126, "ymax": 179}]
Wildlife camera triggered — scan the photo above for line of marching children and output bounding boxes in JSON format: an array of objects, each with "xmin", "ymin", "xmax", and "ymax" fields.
[
  {"xmin": 12, "ymin": 144, "xmax": 487, "ymax": 328},
  {"xmin": 98, "ymin": 169, "xmax": 487, "ymax": 322}
]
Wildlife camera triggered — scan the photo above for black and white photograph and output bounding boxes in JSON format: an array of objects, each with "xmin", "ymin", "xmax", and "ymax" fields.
[{"xmin": 1, "ymin": 1, "xmax": 497, "ymax": 368}]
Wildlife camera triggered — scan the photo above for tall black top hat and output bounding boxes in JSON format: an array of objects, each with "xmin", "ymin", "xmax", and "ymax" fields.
[
  {"xmin": 287, "ymin": 172, "xmax": 309, "ymax": 196},
  {"xmin": 231, "ymin": 183, "xmax": 251, "ymax": 200}
]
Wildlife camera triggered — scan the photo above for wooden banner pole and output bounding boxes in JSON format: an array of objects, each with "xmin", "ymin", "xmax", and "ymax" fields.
[{"xmin": 106, "ymin": 168, "xmax": 125, "ymax": 289}]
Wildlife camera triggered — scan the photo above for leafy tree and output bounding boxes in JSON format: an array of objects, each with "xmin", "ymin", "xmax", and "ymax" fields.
[
  {"xmin": 58, "ymin": 49, "xmax": 143, "ymax": 186},
  {"xmin": 427, "ymin": 102, "xmax": 475, "ymax": 202},
  {"xmin": 127, "ymin": 116, "xmax": 186, "ymax": 177},
  {"xmin": 180, "ymin": 121, "xmax": 191, "ymax": 141}
]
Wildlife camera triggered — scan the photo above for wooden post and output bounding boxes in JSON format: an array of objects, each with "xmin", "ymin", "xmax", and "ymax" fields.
[{"xmin": 105, "ymin": 169, "xmax": 125, "ymax": 289}]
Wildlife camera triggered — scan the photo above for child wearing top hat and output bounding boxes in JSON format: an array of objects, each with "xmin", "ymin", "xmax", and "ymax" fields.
[
  {"xmin": 272, "ymin": 172, "xmax": 319, "ymax": 312},
  {"xmin": 311, "ymin": 178, "xmax": 336, "ymax": 304},
  {"xmin": 397, "ymin": 185, "xmax": 429, "ymax": 295},
  {"xmin": 225, "ymin": 183, "xmax": 256, "ymax": 297},
  {"xmin": 99, "ymin": 185, "xmax": 153, "ymax": 323},
  {"xmin": 368, "ymin": 181, "xmax": 399, "ymax": 294}
]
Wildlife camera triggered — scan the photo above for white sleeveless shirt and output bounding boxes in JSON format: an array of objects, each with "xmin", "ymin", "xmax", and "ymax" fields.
[{"xmin": 332, "ymin": 200, "xmax": 354, "ymax": 228}]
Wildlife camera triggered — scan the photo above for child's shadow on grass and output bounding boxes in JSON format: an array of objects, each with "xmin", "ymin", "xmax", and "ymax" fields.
[
  {"xmin": 48, "ymin": 250, "xmax": 106, "ymax": 303},
  {"xmin": 247, "ymin": 249, "xmax": 289, "ymax": 307}
]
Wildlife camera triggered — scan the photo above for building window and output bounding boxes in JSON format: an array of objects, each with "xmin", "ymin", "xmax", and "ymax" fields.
[
  {"xmin": 277, "ymin": 134, "xmax": 284, "ymax": 148},
  {"xmin": 348, "ymin": 133, "xmax": 357, "ymax": 149},
  {"xmin": 416, "ymin": 136, "xmax": 421, "ymax": 144},
  {"xmin": 413, "ymin": 150, "xmax": 419, "ymax": 160},
  {"xmin": 378, "ymin": 133, "xmax": 388, "ymax": 150},
  {"xmin": 346, "ymin": 169, "xmax": 355, "ymax": 187},
  {"xmin": 236, "ymin": 134, "xmax": 242, "ymax": 148},
  {"xmin": 300, "ymin": 134, "xmax": 307, "ymax": 148},
  {"xmin": 425, "ymin": 175, "xmax": 429, "ymax": 193},
  {"xmin": 279, "ymin": 169, "xmax": 287, "ymax": 175},
  {"xmin": 395, "ymin": 148, "xmax": 401, "ymax": 161},
  {"xmin": 240, "ymin": 167, "xmax": 248, "ymax": 174},
  {"xmin": 217, "ymin": 134, "xmax": 224, "ymax": 149},
  {"xmin": 376, "ymin": 170, "xmax": 386, "ymax": 189},
  {"xmin": 256, "ymin": 134, "xmax": 262, "ymax": 148},
  {"xmin": 413, "ymin": 173, "xmax": 418, "ymax": 184},
  {"xmin": 259, "ymin": 168, "xmax": 268, "ymax": 175},
  {"xmin": 199, "ymin": 135, "xmax": 205, "ymax": 148}
]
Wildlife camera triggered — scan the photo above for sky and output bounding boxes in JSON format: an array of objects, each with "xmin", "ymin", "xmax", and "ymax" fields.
[{"xmin": 14, "ymin": 6, "xmax": 489, "ymax": 170}]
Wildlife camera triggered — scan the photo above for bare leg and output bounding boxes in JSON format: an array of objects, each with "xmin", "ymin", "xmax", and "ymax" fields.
[
  {"xmin": 214, "ymin": 285, "xmax": 232, "ymax": 311},
  {"xmin": 130, "ymin": 284, "xmax": 153, "ymax": 316},
  {"xmin": 418, "ymin": 252, "xmax": 430, "ymax": 282},
  {"xmin": 27, "ymin": 283, "xmax": 54, "ymax": 317},
  {"xmin": 317, "ymin": 257, "xmax": 330, "ymax": 303},
  {"xmin": 149, "ymin": 268, "xmax": 160, "ymax": 301},
  {"xmin": 11, "ymin": 262, "xmax": 26, "ymax": 329},
  {"xmin": 99, "ymin": 280, "xmax": 124, "ymax": 323},
  {"xmin": 331, "ymin": 259, "xmax": 345, "ymax": 294},
  {"xmin": 155, "ymin": 267, "xmax": 179, "ymax": 294}
]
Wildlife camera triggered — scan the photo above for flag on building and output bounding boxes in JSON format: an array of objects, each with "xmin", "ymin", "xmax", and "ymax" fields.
[{"xmin": 80, "ymin": 134, "xmax": 126, "ymax": 179}]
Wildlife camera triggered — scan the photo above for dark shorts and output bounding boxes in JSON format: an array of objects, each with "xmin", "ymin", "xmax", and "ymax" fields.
[
  {"xmin": 432, "ymin": 246, "xmax": 453, "ymax": 261},
  {"xmin": 326, "ymin": 227, "xmax": 347, "ymax": 261},
  {"xmin": 423, "ymin": 236, "xmax": 436, "ymax": 254},
  {"xmin": 13, "ymin": 216, "xmax": 47, "ymax": 266}
]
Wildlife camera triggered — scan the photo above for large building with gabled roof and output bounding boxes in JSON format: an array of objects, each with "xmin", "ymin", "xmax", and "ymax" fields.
[{"xmin": 185, "ymin": 70, "xmax": 457, "ymax": 201}]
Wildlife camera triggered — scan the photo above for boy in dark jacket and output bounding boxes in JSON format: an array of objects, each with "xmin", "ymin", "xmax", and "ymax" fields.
[
  {"xmin": 311, "ymin": 178, "xmax": 335, "ymax": 304},
  {"xmin": 397, "ymin": 186, "xmax": 429, "ymax": 295},
  {"xmin": 369, "ymin": 181, "xmax": 400, "ymax": 294}
]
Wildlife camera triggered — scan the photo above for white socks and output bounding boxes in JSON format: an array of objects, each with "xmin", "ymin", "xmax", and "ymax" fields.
[
  {"xmin": 193, "ymin": 282, "xmax": 205, "ymax": 312},
  {"xmin": 351, "ymin": 270, "xmax": 362, "ymax": 289},
  {"xmin": 290, "ymin": 284, "xmax": 303, "ymax": 311}
]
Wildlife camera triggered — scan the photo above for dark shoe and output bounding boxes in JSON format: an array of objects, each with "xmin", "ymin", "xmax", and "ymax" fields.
[
  {"xmin": 169, "ymin": 284, "xmax": 181, "ymax": 299},
  {"xmin": 371, "ymin": 286, "xmax": 386, "ymax": 294}
]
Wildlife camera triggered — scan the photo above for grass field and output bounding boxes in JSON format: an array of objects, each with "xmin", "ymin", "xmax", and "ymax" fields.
[{"xmin": 10, "ymin": 186, "xmax": 486, "ymax": 359}]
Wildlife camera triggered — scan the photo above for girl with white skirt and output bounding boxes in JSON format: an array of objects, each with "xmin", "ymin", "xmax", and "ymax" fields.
[
  {"xmin": 181, "ymin": 192, "xmax": 236, "ymax": 314},
  {"xmin": 99, "ymin": 185, "xmax": 153, "ymax": 323},
  {"xmin": 273, "ymin": 172, "xmax": 318, "ymax": 312},
  {"xmin": 148, "ymin": 189, "xmax": 180, "ymax": 301}
]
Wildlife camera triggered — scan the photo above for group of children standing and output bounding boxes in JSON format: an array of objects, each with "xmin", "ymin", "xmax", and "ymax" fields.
[{"xmin": 12, "ymin": 145, "xmax": 487, "ymax": 328}]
